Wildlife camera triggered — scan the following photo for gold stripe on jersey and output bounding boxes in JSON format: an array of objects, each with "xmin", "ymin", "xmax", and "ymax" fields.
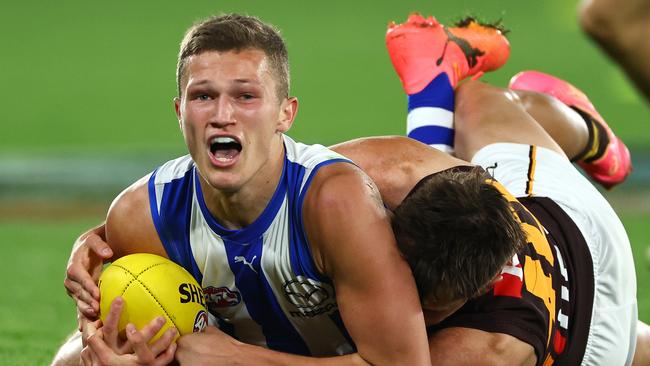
[
  {"xmin": 526, "ymin": 145, "xmax": 537, "ymax": 196},
  {"xmin": 489, "ymin": 178, "xmax": 557, "ymax": 352}
]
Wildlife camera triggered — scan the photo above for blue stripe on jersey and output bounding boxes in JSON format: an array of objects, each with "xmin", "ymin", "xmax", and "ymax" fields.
[
  {"xmin": 292, "ymin": 158, "xmax": 351, "ymax": 284},
  {"xmin": 407, "ymin": 72, "xmax": 454, "ymax": 111},
  {"xmin": 408, "ymin": 125, "xmax": 455, "ymax": 146},
  {"xmin": 223, "ymin": 236, "xmax": 310, "ymax": 355},
  {"xmin": 194, "ymin": 167, "xmax": 287, "ymax": 243},
  {"xmin": 148, "ymin": 169, "xmax": 203, "ymax": 283}
]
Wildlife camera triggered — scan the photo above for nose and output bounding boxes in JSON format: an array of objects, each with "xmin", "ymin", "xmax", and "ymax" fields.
[{"xmin": 211, "ymin": 96, "xmax": 236, "ymax": 127}]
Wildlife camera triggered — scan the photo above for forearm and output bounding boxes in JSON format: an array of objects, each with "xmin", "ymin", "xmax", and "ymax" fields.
[
  {"xmin": 428, "ymin": 328, "xmax": 536, "ymax": 366},
  {"xmin": 236, "ymin": 343, "xmax": 369, "ymax": 366}
]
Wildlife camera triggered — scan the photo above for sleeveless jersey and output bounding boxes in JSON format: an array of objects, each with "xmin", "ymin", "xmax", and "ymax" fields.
[
  {"xmin": 429, "ymin": 177, "xmax": 594, "ymax": 366},
  {"xmin": 148, "ymin": 135, "xmax": 355, "ymax": 356}
]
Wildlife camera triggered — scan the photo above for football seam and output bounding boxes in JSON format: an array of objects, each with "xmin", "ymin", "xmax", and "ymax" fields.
[{"xmin": 112, "ymin": 263, "xmax": 181, "ymax": 332}]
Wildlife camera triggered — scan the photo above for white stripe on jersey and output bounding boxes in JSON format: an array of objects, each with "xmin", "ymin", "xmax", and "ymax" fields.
[{"xmin": 151, "ymin": 135, "xmax": 353, "ymax": 356}]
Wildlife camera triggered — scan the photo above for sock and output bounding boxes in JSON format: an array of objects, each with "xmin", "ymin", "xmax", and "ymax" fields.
[
  {"xmin": 406, "ymin": 72, "xmax": 455, "ymax": 153},
  {"xmin": 570, "ymin": 108, "xmax": 609, "ymax": 163}
]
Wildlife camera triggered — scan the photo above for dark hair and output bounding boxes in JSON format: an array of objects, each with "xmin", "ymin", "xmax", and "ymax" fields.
[
  {"xmin": 392, "ymin": 166, "xmax": 526, "ymax": 301},
  {"xmin": 176, "ymin": 13, "xmax": 290, "ymax": 100}
]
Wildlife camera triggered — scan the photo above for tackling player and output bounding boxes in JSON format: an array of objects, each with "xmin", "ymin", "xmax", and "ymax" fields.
[{"xmin": 345, "ymin": 13, "xmax": 640, "ymax": 365}]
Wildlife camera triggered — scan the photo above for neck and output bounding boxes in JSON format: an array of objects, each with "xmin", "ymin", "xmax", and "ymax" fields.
[{"xmin": 200, "ymin": 137, "xmax": 285, "ymax": 229}]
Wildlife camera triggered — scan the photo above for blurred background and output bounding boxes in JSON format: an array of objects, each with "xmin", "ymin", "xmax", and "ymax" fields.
[{"xmin": 1, "ymin": 0, "xmax": 648, "ymax": 364}]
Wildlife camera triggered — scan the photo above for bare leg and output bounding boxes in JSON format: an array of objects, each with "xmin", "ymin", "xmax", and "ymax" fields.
[
  {"xmin": 579, "ymin": 0, "xmax": 650, "ymax": 101},
  {"xmin": 50, "ymin": 331, "xmax": 82, "ymax": 366},
  {"xmin": 512, "ymin": 90, "xmax": 589, "ymax": 160},
  {"xmin": 453, "ymin": 80, "xmax": 574, "ymax": 161},
  {"xmin": 634, "ymin": 320, "xmax": 650, "ymax": 366}
]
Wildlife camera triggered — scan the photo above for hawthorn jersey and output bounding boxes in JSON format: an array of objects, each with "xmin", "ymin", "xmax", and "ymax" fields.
[
  {"xmin": 456, "ymin": 143, "xmax": 637, "ymax": 365},
  {"xmin": 429, "ymin": 185, "xmax": 594, "ymax": 366},
  {"xmin": 148, "ymin": 135, "xmax": 356, "ymax": 356}
]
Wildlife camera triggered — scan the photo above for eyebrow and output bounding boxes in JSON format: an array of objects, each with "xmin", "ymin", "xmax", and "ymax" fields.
[
  {"xmin": 233, "ymin": 78, "xmax": 261, "ymax": 85},
  {"xmin": 188, "ymin": 78, "xmax": 262, "ymax": 87}
]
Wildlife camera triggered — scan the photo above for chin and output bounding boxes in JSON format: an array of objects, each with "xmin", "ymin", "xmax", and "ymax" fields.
[{"xmin": 206, "ymin": 174, "xmax": 241, "ymax": 193}]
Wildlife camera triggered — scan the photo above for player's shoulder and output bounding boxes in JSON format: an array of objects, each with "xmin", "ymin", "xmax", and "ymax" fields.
[
  {"xmin": 151, "ymin": 154, "xmax": 195, "ymax": 185},
  {"xmin": 106, "ymin": 170, "xmax": 166, "ymax": 257},
  {"xmin": 306, "ymin": 161, "xmax": 377, "ymax": 207},
  {"xmin": 283, "ymin": 134, "xmax": 349, "ymax": 170}
]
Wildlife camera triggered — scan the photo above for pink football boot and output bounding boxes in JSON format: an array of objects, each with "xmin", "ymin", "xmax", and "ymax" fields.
[{"xmin": 509, "ymin": 70, "xmax": 632, "ymax": 189}]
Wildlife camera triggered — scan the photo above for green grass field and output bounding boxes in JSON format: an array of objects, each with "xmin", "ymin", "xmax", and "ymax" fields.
[{"xmin": 2, "ymin": 0, "xmax": 650, "ymax": 364}]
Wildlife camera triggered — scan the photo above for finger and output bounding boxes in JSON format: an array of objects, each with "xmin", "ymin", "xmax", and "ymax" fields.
[
  {"xmin": 103, "ymin": 297, "xmax": 124, "ymax": 350},
  {"xmin": 82, "ymin": 319, "xmax": 100, "ymax": 345},
  {"xmin": 86, "ymin": 328, "xmax": 117, "ymax": 366},
  {"xmin": 86, "ymin": 234, "xmax": 113, "ymax": 260},
  {"xmin": 125, "ymin": 323, "xmax": 156, "ymax": 364},
  {"xmin": 138, "ymin": 316, "xmax": 166, "ymax": 344},
  {"xmin": 119, "ymin": 316, "xmax": 167, "ymax": 356},
  {"xmin": 65, "ymin": 276, "xmax": 98, "ymax": 309},
  {"xmin": 153, "ymin": 342, "xmax": 177, "ymax": 366},
  {"xmin": 149, "ymin": 325, "xmax": 177, "ymax": 356},
  {"xmin": 73, "ymin": 292, "xmax": 100, "ymax": 320},
  {"xmin": 66, "ymin": 265, "xmax": 102, "ymax": 308}
]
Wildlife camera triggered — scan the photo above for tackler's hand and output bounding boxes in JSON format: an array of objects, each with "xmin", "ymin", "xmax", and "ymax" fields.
[{"xmin": 65, "ymin": 223, "xmax": 112, "ymax": 324}]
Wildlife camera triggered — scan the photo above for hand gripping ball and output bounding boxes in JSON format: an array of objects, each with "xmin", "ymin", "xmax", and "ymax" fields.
[{"xmin": 99, "ymin": 253, "xmax": 208, "ymax": 343}]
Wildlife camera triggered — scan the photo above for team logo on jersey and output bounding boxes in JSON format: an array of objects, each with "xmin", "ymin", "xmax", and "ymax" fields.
[
  {"xmin": 204, "ymin": 286, "xmax": 241, "ymax": 311},
  {"xmin": 193, "ymin": 310, "xmax": 208, "ymax": 332},
  {"xmin": 283, "ymin": 276, "xmax": 337, "ymax": 318}
]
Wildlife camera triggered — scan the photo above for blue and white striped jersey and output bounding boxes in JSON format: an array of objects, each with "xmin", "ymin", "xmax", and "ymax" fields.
[{"xmin": 148, "ymin": 134, "xmax": 355, "ymax": 356}]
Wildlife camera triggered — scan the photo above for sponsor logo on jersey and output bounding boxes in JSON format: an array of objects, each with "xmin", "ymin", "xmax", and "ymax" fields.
[
  {"xmin": 234, "ymin": 255, "xmax": 258, "ymax": 274},
  {"xmin": 193, "ymin": 310, "xmax": 208, "ymax": 332},
  {"xmin": 179, "ymin": 283, "xmax": 206, "ymax": 307},
  {"xmin": 283, "ymin": 276, "xmax": 337, "ymax": 318},
  {"xmin": 204, "ymin": 286, "xmax": 241, "ymax": 309}
]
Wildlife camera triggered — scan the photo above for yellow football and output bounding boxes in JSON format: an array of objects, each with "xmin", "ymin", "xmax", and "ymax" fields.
[{"xmin": 99, "ymin": 253, "xmax": 208, "ymax": 343}]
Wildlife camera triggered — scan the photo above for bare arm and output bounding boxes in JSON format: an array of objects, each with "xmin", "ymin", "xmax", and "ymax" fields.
[
  {"xmin": 428, "ymin": 327, "xmax": 536, "ymax": 366},
  {"xmin": 303, "ymin": 163, "xmax": 431, "ymax": 365},
  {"xmin": 64, "ymin": 174, "xmax": 165, "ymax": 321},
  {"xmin": 331, "ymin": 136, "xmax": 466, "ymax": 210},
  {"xmin": 104, "ymin": 175, "xmax": 166, "ymax": 258}
]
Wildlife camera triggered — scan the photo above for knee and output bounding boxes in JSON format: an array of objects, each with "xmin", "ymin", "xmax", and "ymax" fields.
[
  {"xmin": 455, "ymin": 81, "xmax": 514, "ymax": 131},
  {"xmin": 512, "ymin": 90, "xmax": 558, "ymax": 114}
]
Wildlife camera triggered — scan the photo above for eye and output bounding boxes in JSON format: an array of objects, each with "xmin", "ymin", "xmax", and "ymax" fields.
[
  {"xmin": 197, "ymin": 94, "xmax": 211, "ymax": 101},
  {"xmin": 238, "ymin": 93, "xmax": 255, "ymax": 101}
]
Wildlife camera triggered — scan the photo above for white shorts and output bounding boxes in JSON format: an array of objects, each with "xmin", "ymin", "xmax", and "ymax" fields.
[{"xmin": 472, "ymin": 143, "xmax": 638, "ymax": 366}]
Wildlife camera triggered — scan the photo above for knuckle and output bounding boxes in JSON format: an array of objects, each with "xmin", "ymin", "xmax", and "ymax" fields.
[{"xmin": 66, "ymin": 266, "xmax": 76, "ymax": 278}]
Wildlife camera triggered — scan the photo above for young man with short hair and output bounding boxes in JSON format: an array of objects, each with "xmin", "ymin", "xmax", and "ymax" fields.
[{"xmin": 55, "ymin": 13, "xmax": 432, "ymax": 366}]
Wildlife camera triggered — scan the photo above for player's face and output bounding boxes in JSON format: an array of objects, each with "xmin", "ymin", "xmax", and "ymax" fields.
[
  {"xmin": 175, "ymin": 49, "xmax": 296, "ymax": 193},
  {"xmin": 421, "ymin": 296, "xmax": 467, "ymax": 326}
]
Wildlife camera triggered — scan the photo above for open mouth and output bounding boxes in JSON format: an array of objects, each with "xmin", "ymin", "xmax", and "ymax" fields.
[{"xmin": 209, "ymin": 136, "xmax": 242, "ymax": 163}]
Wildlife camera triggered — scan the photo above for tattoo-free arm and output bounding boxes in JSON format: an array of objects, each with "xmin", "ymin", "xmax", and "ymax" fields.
[{"xmin": 428, "ymin": 327, "xmax": 536, "ymax": 366}]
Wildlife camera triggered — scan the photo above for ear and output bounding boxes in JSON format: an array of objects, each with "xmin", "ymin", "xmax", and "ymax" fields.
[
  {"xmin": 277, "ymin": 97, "xmax": 298, "ymax": 133},
  {"xmin": 173, "ymin": 97, "xmax": 182, "ymax": 131}
]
